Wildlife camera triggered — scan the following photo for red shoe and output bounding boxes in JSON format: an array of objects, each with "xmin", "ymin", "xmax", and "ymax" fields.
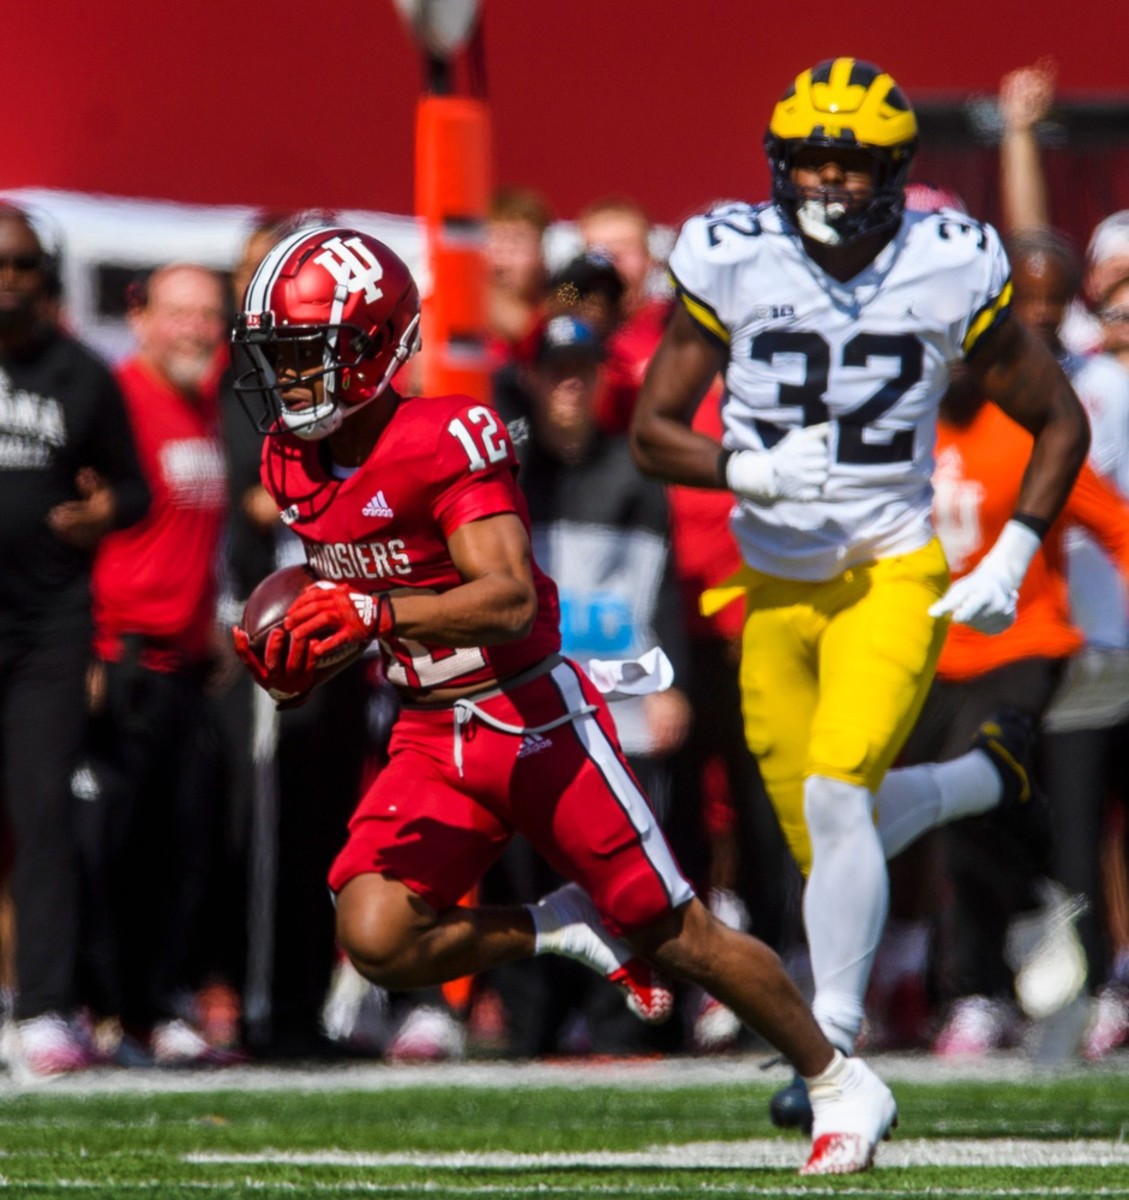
[
  {"xmin": 532, "ymin": 883, "xmax": 674, "ymax": 1025},
  {"xmin": 608, "ymin": 960, "xmax": 674, "ymax": 1025},
  {"xmin": 801, "ymin": 1054, "xmax": 897, "ymax": 1177}
]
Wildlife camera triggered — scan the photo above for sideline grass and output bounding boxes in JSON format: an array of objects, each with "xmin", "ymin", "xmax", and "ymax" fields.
[{"xmin": 0, "ymin": 1074, "xmax": 1126, "ymax": 1198}]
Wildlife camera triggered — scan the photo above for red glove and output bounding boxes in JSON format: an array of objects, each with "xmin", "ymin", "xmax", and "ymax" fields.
[
  {"xmin": 232, "ymin": 625, "xmax": 317, "ymax": 703},
  {"xmin": 284, "ymin": 581, "xmax": 395, "ymax": 661}
]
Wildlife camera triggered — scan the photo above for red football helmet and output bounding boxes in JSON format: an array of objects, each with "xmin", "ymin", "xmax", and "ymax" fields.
[{"xmin": 233, "ymin": 226, "xmax": 421, "ymax": 439}]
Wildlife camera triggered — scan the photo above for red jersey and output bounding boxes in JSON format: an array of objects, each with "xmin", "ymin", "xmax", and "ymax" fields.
[
  {"xmin": 262, "ymin": 392, "xmax": 561, "ymax": 695},
  {"xmin": 933, "ymin": 401, "xmax": 1129, "ymax": 680},
  {"xmin": 93, "ymin": 358, "xmax": 227, "ymax": 670}
]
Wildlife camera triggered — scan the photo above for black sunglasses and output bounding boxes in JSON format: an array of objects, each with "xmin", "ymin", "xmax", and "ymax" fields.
[{"xmin": 0, "ymin": 253, "xmax": 43, "ymax": 272}]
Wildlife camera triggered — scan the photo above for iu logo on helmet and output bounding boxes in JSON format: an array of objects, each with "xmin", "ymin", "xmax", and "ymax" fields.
[{"xmin": 313, "ymin": 236, "xmax": 385, "ymax": 303}]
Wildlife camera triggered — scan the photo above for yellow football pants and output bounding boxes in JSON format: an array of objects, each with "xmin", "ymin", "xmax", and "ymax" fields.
[{"xmin": 706, "ymin": 538, "xmax": 950, "ymax": 877}]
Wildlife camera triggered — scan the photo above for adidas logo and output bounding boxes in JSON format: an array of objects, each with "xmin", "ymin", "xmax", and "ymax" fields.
[
  {"xmin": 362, "ymin": 490, "xmax": 394, "ymax": 519},
  {"xmin": 517, "ymin": 733, "xmax": 553, "ymax": 759}
]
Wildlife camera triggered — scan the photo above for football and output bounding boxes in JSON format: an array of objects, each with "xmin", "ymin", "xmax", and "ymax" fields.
[{"xmin": 240, "ymin": 564, "xmax": 365, "ymax": 685}]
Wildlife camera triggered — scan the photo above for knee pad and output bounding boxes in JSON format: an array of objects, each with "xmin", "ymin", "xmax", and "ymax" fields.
[{"xmin": 803, "ymin": 775, "xmax": 874, "ymax": 843}]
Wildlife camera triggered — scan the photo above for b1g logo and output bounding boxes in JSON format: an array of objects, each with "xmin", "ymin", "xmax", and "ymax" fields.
[{"xmin": 314, "ymin": 236, "xmax": 385, "ymax": 303}]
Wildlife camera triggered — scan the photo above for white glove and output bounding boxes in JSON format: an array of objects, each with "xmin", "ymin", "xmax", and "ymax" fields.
[
  {"xmin": 929, "ymin": 519, "xmax": 1042, "ymax": 634},
  {"xmin": 725, "ymin": 423, "xmax": 831, "ymax": 504}
]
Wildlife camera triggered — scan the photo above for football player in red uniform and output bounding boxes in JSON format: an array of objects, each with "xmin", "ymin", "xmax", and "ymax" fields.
[{"xmin": 231, "ymin": 226, "xmax": 896, "ymax": 1175}]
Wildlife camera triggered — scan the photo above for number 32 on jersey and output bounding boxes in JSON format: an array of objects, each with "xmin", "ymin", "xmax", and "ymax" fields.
[{"xmin": 750, "ymin": 330, "xmax": 924, "ymax": 465}]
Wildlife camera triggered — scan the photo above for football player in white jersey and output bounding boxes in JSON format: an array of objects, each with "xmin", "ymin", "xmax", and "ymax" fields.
[{"xmin": 632, "ymin": 57, "xmax": 1090, "ymax": 1136}]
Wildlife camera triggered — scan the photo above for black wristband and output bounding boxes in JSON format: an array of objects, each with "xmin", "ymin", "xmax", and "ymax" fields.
[
  {"xmin": 1012, "ymin": 511, "xmax": 1050, "ymax": 541},
  {"xmin": 717, "ymin": 447, "xmax": 734, "ymax": 488}
]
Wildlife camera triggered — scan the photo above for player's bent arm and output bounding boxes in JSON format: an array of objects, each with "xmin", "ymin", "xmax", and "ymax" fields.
[
  {"xmin": 631, "ymin": 306, "xmax": 728, "ymax": 488},
  {"xmin": 389, "ymin": 512, "xmax": 538, "ymax": 647},
  {"xmin": 968, "ymin": 315, "xmax": 1091, "ymax": 525}
]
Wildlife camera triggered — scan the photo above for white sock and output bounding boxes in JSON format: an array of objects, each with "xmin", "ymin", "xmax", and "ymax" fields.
[
  {"xmin": 803, "ymin": 1047, "xmax": 848, "ymax": 1087},
  {"xmin": 876, "ymin": 751, "xmax": 1001, "ymax": 859},
  {"xmin": 709, "ymin": 887, "xmax": 750, "ymax": 932},
  {"xmin": 525, "ymin": 883, "xmax": 627, "ymax": 975},
  {"xmin": 803, "ymin": 776, "xmax": 889, "ymax": 1055}
]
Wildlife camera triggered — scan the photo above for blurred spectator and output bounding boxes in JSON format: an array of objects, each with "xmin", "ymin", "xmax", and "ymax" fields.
[
  {"xmin": 545, "ymin": 250, "xmax": 625, "ymax": 340},
  {"xmin": 1041, "ymin": 269, "xmax": 1129, "ymax": 1058},
  {"xmin": 905, "ymin": 371, "xmax": 1129, "ymax": 1058},
  {"xmin": 1093, "ymin": 274, "xmax": 1129, "ymax": 376},
  {"xmin": 481, "ymin": 314, "xmax": 691, "ymax": 1056},
  {"xmin": 578, "ymin": 196, "xmax": 659, "ymax": 321},
  {"xmin": 0, "ymin": 203, "xmax": 149, "ymax": 1078},
  {"xmin": 997, "ymin": 93, "xmax": 1129, "ymax": 1046},
  {"xmin": 84, "ymin": 263, "xmax": 232, "ymax": 1065},
  {"xmin": 486, "ymin": 186, "xmax": 551, "ymax": 367},
  {"xmin": 1004, "ymin": 228, "xmax": 1084, "ymax": 366},
  {"xmin": 909, "ymin": 231, "xmax": 1129, "ymax": 1059},
  {"xmin": 995, "ymin": 59, "xmax": 1129, "ymax": 357},
  {"xmin": 1081, "ymin": 214, "xmax": 1129, "ymax": 352},
  {"xmin": 998, "ymin": 58, "xmax": 1057, "ymax": 236},
  {"xmin": 578, "ymin": 196, "xmax": 672, "ymax": 434}
]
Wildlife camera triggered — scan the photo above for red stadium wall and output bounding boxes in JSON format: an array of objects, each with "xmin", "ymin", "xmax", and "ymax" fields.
[{"xmin": 5, "ymin": 1, "xmax": 1126, "ymax": 229}]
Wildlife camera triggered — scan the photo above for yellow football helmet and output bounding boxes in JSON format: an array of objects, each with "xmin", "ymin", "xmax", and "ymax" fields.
[{"xmin": 764, "ymin": 58, "xmax": 918, "ymax": 244}]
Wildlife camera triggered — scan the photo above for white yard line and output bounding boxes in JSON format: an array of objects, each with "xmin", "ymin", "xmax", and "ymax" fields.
[
  {"xmin": 9, "ymin": 1180, "xmax": 1129, "ymax": 1197},
  {"xmin": 186, "ymin": 1138, "xmax": 1129, "ymax": 1169},
  {"xmin": 4, "ymin": 1051, "xmax": 1125, "ymax": 1095}
]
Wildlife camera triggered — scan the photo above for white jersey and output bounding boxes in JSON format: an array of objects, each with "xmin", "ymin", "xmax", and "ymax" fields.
[{"xmin": 669, "ymin": 202, "xmax": 1013, "ymax": 580}]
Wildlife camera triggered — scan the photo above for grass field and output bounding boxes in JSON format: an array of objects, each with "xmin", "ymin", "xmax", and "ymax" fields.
[{"xmin": 0, "ymin": 1057, "xmax": 1127, "ymax": 1198}]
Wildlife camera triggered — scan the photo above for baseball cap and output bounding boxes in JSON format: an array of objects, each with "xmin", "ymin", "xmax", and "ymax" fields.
[
  {"xmin": 547, "ymin": 251, "xmax": 625, "ymax": 305},
  {"xmin": 535, "ymin": 315, "xmax": 605, "ymax": 366}
]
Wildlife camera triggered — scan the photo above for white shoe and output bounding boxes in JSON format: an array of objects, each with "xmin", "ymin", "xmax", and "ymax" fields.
[
  {"xmin": 2, "ymin": 1013, "xmax": 92, "ymax": 1081},
  {"xmin": 1083, "ymin": 985, "xmax": 1129, "ymax": 1061},
  {"xmin": 320, "ymin": 959, "xmax": 389, "ymax": 1050},
  {"xmin": 531, "ymin": 883, "xmax": 673, "ymax": 1024},
  {"xmin": 386, "ymin": 1006, "xmax": 466, "ymax": 1062},
  {"xmin": 932, "ymin": 995, "xmax": 1020, "ymax": 1058},
  {"xmin": 802, "ymin": 1053, "xmax": 897, "ymax": 1176},
  {"xmin": 691, "ymin": 992, "xmax": 742, "ymax": 1052},
  {"xmin": 151, "ymin": 1018, "xmax": 234, "ymax": 1066},
  {"xmin": 1007, "ymin": 880, "xmax": 1089, "ymax": 1021}
]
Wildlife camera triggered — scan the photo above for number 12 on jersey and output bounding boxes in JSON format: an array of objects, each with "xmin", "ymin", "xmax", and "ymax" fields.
[{"xmin": 448, "ymin": 406, "xmax": 509, "ymax": 472}]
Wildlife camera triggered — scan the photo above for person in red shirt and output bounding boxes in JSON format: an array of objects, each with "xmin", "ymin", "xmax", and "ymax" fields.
[
  {"xmin": 231, "ymin": 226, "xmax": 897, "ymax": 1176},
  {"xmin": 486, "ymin": 187, "xmax": 551, "ymax": 370},
  {"xmin": 88, "ymin": 263, "xmax": 232, "ymax": 1065},
  {"xmin": 578, "ymin": 196, "xmax": 673, "ymax": 435}
]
